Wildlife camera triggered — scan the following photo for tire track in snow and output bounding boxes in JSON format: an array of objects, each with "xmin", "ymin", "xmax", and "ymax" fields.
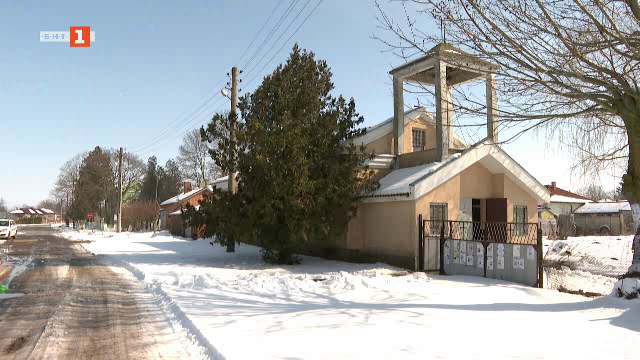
[{"xmin": 95, "ymin": 254, "xmax": 226, "ymax": 360}]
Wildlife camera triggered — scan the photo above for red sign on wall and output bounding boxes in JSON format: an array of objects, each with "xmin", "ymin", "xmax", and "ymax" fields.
[{"xmin": 88, "ymin": 213, "xmax": 94, "ymax": 220}]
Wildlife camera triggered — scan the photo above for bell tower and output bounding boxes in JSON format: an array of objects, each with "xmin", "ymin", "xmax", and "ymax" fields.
[{"xmin": 389, "ymin": 44, "xmax": 499, "ymax": 168}]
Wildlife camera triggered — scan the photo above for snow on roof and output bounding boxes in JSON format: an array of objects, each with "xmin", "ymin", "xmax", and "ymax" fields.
[
  {"xmin": 10, "ymin": 209, "xmax": 24, "ymax": 214},
  {"xmin": 28, "ymin": 209, "xmax": 35, "ymax": 214},
  {"xmin": 574, "ymin": 201, "xmax": 630, "ymax": 214},
  {"xmin": 160, "ymin": 186, "xmax": 213, "ymax": 206},
  {"xmin": 550, "ymin": 194, "xmax": 592, "ymax": 204},
  {"xmin": 371, "ymin": 160, "xmax": 448, "ymax": 197},
  {"xmin": 41, "ymin": 208, "xmax": 55, "ymax": 214},
  {"xmin": 169, "ymin": 205, "xmax": 200, "ymax": 216},
  {"xmin": 363, "ymin": 139, "xmax": 550, "ymax": 204},
  {"xmin": 34, "ymin": 209, "xmax": 43, "ymax": 214}
]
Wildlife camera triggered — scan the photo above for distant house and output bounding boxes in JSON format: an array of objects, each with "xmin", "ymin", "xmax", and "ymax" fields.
[
  {"xmin": 159, "ymin": 182, "xmax": 212, "ymax": 237},
  {"xmin": 573, "ymin": 201, "xmax": 632, "ymax": 236},
  {"xmin": 9, "ymin": 208, "xmax": 58, "ymax": 223},
  {"xmin": 544, "ymin": 182, "xmax": 592, "ymax": 215}
]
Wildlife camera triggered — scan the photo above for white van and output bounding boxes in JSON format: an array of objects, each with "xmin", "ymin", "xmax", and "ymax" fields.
[{"xmin": 0, "ymin": 219, "xmax": 17, "ymax": 239}]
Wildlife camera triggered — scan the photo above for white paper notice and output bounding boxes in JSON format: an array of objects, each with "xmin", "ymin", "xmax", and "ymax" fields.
[
  {"xmin": 445, "ymin": 252, "xmax": 450, "ymax": 264},
  {"xmin": 497, "ymin": 244, "xmax": 505, "ymax": 257},
  {"xmin": 453, "ymin": 240, "xmax": 460, "ymax": 252},
  {"xmin": 444, "ymin": 241, "xmax": 451, "ymax": 254},
  {"xmin": 497, "ymin": 256, "xmax": 504, "ymax": 269},
  {"xmin": 466, "ymin": 254, "xmax": 474, "ymax": 266},
  {"xmin": 467, "ymin": 242, "xmax": 474, "ymax": 254},
  {"xmin": 453, "ymin": 252, "xmax": 460, "ymax": 264},
  {"xmin": 527, "ymin": 246, "xmax": 535, "ymax": 260},
  {"xmin": 477, "ymin": 256, "xmax": 484, "ymax": 269},
  {"xmin": 513, "ymin": 258, "xmax": 525, "ymax": 269},
  {"xmin": 487, "ymin": 256, "xmax": 494, "ymax": 270},
  {"xmin": 513, "ymin": 244, "xmax": 521, "ymax": 258},
  {"xmin": 460, "ymin": 241, "xmax": 467, "ymax": 253},
  {"xmin": 487, "ymin": 243, "xmax": 494, "ymax": 255},
  {"xmin": 476, "ymin": 243, "xmax": 483, "ymax": 257}
]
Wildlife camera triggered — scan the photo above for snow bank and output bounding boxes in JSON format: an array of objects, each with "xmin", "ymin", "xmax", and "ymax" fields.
[{"xmin": 60, "ymin": 228, "xmax": 640, "ymax": 360}]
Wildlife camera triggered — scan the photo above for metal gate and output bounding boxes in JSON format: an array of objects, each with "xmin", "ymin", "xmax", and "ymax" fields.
[{"xmin": 418, "ymin": 215, "xmax": 544, "ymax": 288}]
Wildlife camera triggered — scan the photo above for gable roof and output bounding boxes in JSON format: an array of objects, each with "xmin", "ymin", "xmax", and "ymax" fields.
[
  {"xmin": 574, "ymin": 201, "xmax": 630, "ymax": 214},
  {"xmin": 362, "ymin": 139, "xmax": 550, "ymax": 204},
  {"xmin": 160, "ymin": 186, "xmax": 212, "ymax": 206},
  {"xmin": 352, "ymin": 107, "xmax": 467, "ymax": 150},
  {"xmin": 545, "ymin": 185, "xmax": 592, "ymax": 203}
]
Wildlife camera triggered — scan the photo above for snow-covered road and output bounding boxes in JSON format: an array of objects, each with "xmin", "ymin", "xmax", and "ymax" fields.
[{"xmin": 62, "ymin": 228, "xmax": 640, "ymax": 360}]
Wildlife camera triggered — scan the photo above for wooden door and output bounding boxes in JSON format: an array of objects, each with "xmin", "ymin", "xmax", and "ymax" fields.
[{"xmin": 485, "ymin": 198, "xmax": 507, "ymax": 241}]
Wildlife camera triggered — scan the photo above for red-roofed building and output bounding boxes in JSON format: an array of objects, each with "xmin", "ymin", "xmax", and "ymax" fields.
[{"xmin": 545, "ymin": 182, "xmax": 592, "ymax": 215}]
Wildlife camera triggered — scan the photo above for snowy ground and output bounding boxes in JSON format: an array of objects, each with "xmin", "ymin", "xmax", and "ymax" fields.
[
  {"xmin": 60, "ymin": 228, "xmax": 639, "ymax": 360},
  {"xmin": 543, "ymin": 236, "xmax": 633, "ymax": 295}
]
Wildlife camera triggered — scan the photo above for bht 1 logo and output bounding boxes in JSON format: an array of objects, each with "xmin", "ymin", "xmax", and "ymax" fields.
[
  {"xmin": 40, "ymin": 27, "xmax": 95, "ymax": 47},
  {"xmin": 70, "ymin": 26, "xmax": 90, "ymax": 48}
]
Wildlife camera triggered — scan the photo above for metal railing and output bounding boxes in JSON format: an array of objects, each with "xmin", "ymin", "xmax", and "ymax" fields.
[{"xmin": 423, "ymin": 220, "xmax": 538, "ymax": 245}]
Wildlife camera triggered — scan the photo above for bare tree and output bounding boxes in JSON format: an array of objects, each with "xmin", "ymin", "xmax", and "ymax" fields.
[
  {"xmin": 576, "ymin": 184, "xmax": 613, "ymax": 201},
  {"xmin": 51, "ymin": 152, "xmax": 87, "ymax": 218},
  {"xmin": 0, "ymin": 198, "xmax": 7, "ymax": 215},
  {"xmin": 375, "ymin": 0, "xmax": 640, "ymax": 275},
  {"xmin": 177, "ymin": 129, "xmax": 220, "ymax": 187}
]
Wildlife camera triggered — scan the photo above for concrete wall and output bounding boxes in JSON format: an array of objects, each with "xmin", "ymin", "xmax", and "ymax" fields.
[{"xmin": 345, "ymin": 199, "xmax": 417, "ymax": 268}]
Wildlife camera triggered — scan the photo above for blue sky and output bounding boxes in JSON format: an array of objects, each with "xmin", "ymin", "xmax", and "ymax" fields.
[{"xmin": 0, "ymin": 0, "xmax": 621, "ymax": 207}]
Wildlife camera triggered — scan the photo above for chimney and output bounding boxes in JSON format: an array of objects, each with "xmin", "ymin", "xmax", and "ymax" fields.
[
  {"xmin": 551, "ymin": 181, "xmax": 556, "ymax": 189},
  {"xmin": 183, "ymin": 181, "xmax": 192, "ymax": 194}
]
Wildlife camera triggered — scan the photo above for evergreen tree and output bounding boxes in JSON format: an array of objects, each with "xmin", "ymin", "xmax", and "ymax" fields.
[
  {"xmin": 190, "ymin": 45, "xmax": 377, "ymax": 264},
  {"xmin": 139, "ymin": 157, "xmax": 159, "ymax": 202},
  {"xmin": 69, "ymin": 147, "xmax": 115, "ymax": 222}
]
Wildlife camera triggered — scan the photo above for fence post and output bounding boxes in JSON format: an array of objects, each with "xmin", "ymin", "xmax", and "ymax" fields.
[
  {"xmin": 537, "ymin": 226, "xmax": 544, "ymax": 288},
  {"xmin": 439, "ymin": 220, "xmax": 445, "ymax": 275},
  {"xmin": 483, "ymin": 241, "xmax": 488, "ymax": 278},
  {"xmin": 418, "ymin": 214, "xmax": 424, "ymax": 272}
]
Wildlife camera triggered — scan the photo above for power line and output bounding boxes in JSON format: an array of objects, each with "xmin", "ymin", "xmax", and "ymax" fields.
[
  {"xmin": 243, "ymin": 0, "xmax": 324, "ymax": 88},
  {"xmin": 133, "ymin": 94, "xmax": 227, "ymax": 156},
  {"xmin": 236, "ymin": 0, "xmax": 284, "ymax": 65},
  {"xmin": 241, "ymin": 0, "xmax": 314, "ymax": 83},
  {"xmin": 128, "ymin": 79, "xmax": 225, "ymax": 151},
  {"xmin": 240, "ymin": 0, "xmax": 301, "ymax": 71}
]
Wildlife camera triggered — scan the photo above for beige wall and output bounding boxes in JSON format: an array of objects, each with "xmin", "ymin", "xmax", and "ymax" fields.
[
  {"xmin": 345, "ymin": 199, "xmax": 416, "ymax": 265},
  {"xmin": 364, "ymin": 117, "xmax": 458, "ymax": 155},
  {"xmin": 344, "ymin": 162, "xmax": 541, "ymax": 269}
]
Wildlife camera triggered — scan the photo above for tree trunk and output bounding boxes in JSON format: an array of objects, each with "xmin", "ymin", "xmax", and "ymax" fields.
[
  {"xmin": 630, "ymin": 204, "xmax": 640, "ymax": 274},
  {"xmin": 623, "ymin": 108, "xmax": 640, "ymax": 275}
]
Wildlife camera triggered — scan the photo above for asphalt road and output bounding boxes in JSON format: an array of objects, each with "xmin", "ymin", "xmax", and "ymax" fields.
[{"xmin": 0, "ymin": 226, "xmax": 188, "ymax": 359}]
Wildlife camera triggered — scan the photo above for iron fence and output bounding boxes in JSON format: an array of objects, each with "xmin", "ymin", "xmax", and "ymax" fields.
[{"xmin": 417, "ymin": 216, "xmax": 543, "ymax": 288}]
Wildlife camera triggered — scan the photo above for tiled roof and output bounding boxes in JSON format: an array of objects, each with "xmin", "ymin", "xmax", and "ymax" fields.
[{"xmin": 545, "ymin": 185, "xmax": 592, "ymax": 202}]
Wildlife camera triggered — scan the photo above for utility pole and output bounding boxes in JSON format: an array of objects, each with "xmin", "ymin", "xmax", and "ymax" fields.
[
  {"xmin": 117, "ymin": 147, "xmax": 123, "ymax": 233},
  {"xmin": 226, "ymin": 66, "xmax": 238, "ymax": 252}
]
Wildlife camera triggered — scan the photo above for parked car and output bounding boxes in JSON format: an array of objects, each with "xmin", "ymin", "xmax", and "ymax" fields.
[{"xmin": 0, "ymin": 219, "xmax": 17, "ymax": 239}]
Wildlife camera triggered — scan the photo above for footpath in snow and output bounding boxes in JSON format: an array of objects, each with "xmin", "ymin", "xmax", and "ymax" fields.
[{"xmin": 60, "ymin": 228, "xmax": 640, "ymax": 360}]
